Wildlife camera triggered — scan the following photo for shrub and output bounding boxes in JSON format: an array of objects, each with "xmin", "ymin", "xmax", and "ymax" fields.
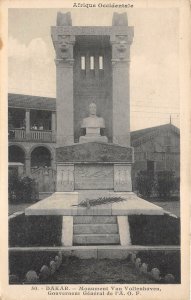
[
  {"xmin": 9, "ymin": 251, "xmax": 58, "ymax": 282},
  {"xmin": 136, "ymin": 171, "xmax": 156, "ymax": 198},
  {"xmin": 135, "ymin": 170, "xmax": 179, "ymax": 199},
  {"xmin": 9, "ymin": 174, "xmax": 38, "ymax": 203},
  {"xmin": 9, "ymin": 214, "xmax": 63, "ymax": 247},
  {"xmin": 156, "ymin": 171, "xmax": 176, "ymax": 198},
  {"xmin": 128, "ymin": 215, "xmax": 180, "ymax": 245},
  {"xmin": 137, "ymin": 250, "xmax": 180, "ymax": 283}
]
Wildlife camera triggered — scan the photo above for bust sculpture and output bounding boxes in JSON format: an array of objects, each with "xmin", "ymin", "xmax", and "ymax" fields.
[{"xmin": 79, "ymin": 103, "xmax": 108, "ymax": 143}]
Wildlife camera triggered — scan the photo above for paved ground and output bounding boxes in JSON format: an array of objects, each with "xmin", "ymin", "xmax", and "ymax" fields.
[
  {"xmin": 9, "ymin": 203, "xmax": 32, "ymax": 216},
  {"xmin": 54, "ymin": 257, "xmax": 155, "ymax": 284},
  {"xmin": 8, "ymin": 193, "xmax": 53, "ymax": 215}
]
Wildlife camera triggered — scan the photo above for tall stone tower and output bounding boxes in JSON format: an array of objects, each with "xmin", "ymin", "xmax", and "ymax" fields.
[
  {"xmin": 51, "ymin": 12, "xmax": 134, "ymax": 192},
  {"xmin": 51, "ymin": 12, "xmax": 133, "ymax": 147}
]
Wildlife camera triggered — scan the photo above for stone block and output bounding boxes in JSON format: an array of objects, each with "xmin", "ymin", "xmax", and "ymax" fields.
[
  {"xmin": 73, "ymin": 216, "xmax": 117, "ymax": 224},
  {"xmin": 57, "ymin": 12, "xmax": 72, "ymax": 26},
  {"xmin": 117, "ymin": 216, "xmax": 131, "ymax": 246},
  {"xmin": 55, "ymin": 256, "xmax": 62, "ymax": 270},
  {"xmin": 56, "ymin": 164, "xmax": 74, "ymax": 192},
  {"xmin": 97, "ymin": 249, "xmax": 130, "ymax": 259},
  {"xmin": 56, "ymin": 142, "xmax": 133, "ymax": 163},
  {"xmin": 74, "ymin": 164, "xmax": 113, "ymax": 190},
  {"xmin": 130, "ymin": 253, "xmax": 136, "ymax": 263},
  {"xmin": 73, "ymin": 234, "xmax": 120, "ymax": 245},
  {"xmin": 39, "ymin": 265, "xmax": 51, "ymax": 280},
  {"xmin": 76, "ymin": 206, "xmax": 112, "ymax": 216},
  {"xmin": 50, "ymin": 261, "xmax": 57, "ymax": 275},
  {"xmin": 61, "ymin": 216, "xmax": 73, "ymax": 246},
  {"xmin": 164, "ymin": 273, "xmax": 175, "ymax": 283},
  {"xmin": 9, "ymin": 274, "xmax": 19, "ymax": 283},
  {"xmin": 73, "ymin": 224, "xmax": 118, "ymax": 234},
  {"xmin": 55, "ymin": 59, "xmax": 74, "ymax": 146},
  {"xmin": 135, "ymin": 258, "xmax": 141, "ymax": 270},
  {"xmin": 114, "ymin": 164, "xmax": 132, "ymax": 192},
  {"xmin": 60, "ymin": 250, "xmax": 72, "ymax": 257},
  {"xmin": 25, "ymin": 270, "xmax": 38, "ymax": 283},
  {"xmin": 140, "ymin": 263, "xmax": 148, "ymax": 274},
  {"xmin": 79, "ymin": 135, "xmax": 108, "ymax": 143},
  {"xmin": 58, "ymin": 251, "xmax": 63, "ymax": 261},
  {"xmin": 112, "ymin": 61, "xmax": 130, "ymax": 147},
  {"xmin": 25, "ymin": 192, "xmax": 164, "ymax": 216},
  {"xmin": 71, "ymin": 249, "xmax": 97, "ymax": 259},
  {"xmin": 151, "ymin": 268, "xmax": 161, "ymax": 281}
]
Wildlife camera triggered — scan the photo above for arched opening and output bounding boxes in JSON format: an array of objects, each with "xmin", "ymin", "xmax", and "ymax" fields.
[
  {"xmin": 9, "ymin": 145, "xmax": 25, "ymax": 164},
  {"xmin": 31, "ymin": 146, "xmax": 51, "ymax": 168}
]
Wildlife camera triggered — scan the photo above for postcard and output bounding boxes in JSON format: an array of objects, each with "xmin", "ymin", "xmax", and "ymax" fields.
[{"xmin": 0, "ymin": 0, "xmax": 190, "ymax": 299}]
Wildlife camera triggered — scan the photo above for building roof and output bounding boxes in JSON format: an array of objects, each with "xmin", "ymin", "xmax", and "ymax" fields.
[
  {"xmin": 131, "ymin": 123, "xmax": 179, "ymax": 139},
  {"xmin": 131, "ymin": 123, "xmax": 180, "ymax": 147},
  {"xmin": 8, "ymin": 93, "xmax": 56, "ymax": 111}
]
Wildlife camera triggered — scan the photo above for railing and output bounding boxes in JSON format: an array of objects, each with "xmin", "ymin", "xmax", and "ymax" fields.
[
  {"xmin": 30, "ymin": 130, "xmax": 53, "ymax": 142},
  {"xmin": 9, "ymin": 129, "xmax": 26, "ymax": 140},
  {"xmin": 9, "ymin": 129, "xmax": 56, "ymax": 143}
]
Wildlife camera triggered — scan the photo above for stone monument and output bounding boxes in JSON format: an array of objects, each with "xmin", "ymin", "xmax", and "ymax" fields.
[
  {"xmin": 26, "ymin": 12, "xmax": 165, "ymax": 249},
  {"xmin": 50, "ymin": 11, "xmax": 134, "ymax": 192}
]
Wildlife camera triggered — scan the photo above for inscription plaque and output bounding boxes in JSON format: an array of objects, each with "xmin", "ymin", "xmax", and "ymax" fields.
[{"xmin": 74, "ymin": 164, "xmax": 114, "ymax": 190}]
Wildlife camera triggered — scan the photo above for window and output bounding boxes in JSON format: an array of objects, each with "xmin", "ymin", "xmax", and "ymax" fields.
[
  {"xmin": 99, "ymin": 56, "xmax": 103, "ymax": 70},
  {"xmin": 90, "ymin": 56, "xmax": 94, "ymax": 70},
  {"xmin": 81, "ymin": 56, "xmax": 85, "ymax": 70}
]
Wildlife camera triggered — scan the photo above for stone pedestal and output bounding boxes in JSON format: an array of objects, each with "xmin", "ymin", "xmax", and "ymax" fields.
[
  {"xmin": 56, "ymin": 142, "xmax": 133, "ymax": 192},
  {"xmin": 79, "ymin": 135, "xmax": 108, "ymax": 143},
  {"xmin": 57, "ymin": 164, "xmax": 74, "ymax": 192}
]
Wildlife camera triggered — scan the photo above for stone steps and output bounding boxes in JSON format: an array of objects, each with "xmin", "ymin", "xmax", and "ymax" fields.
[
  {"xmin": 73, "ymin": 224, "xmax": 118, "ymax": 234},
  {"xmin": 73, "ymin": 216, "xmax": 120, "ymax": 245},
  {"xmin": 73, "ymin": 234, "xmax": 120, "ymax": 245},
  {"xmin": 73, "ymin": 216, "xmax": 117, "ymax": 224}
]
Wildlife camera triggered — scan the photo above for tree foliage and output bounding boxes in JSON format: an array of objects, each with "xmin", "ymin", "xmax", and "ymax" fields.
[{"xmin": 9, "ymin": 174, "xmax": 38, "ymax": 203}]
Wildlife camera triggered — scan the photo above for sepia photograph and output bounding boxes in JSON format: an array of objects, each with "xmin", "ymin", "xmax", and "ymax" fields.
[{"xmin": 0, "ymin": 1, "xmax": 190, "ymax": 299}]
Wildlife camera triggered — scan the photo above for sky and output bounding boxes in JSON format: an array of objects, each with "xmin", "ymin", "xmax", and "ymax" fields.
[{"xmin": 8, "ymin": 8, "xmax": 180, "ymax": 131}]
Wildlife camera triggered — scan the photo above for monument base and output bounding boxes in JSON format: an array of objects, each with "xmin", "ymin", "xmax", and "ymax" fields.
[
  {"xmin": 79, "ymin": 135, "xmax": 108, "ymax": 143},
  {"xmin": 56, "ymin": 141, "xmax": 134, "ymax": 192},
  {"xmin": 25, "ymin": 191, "xmax": 165, "ymax": 247},
  {"xmin": 25, "ymin": 191, "xmax": 164, "ymax": 216}
]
